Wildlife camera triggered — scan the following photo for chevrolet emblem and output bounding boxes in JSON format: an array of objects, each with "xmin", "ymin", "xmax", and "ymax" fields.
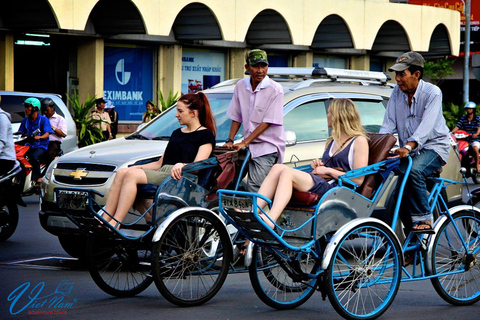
[{"xmin": 70, "ymin": 168, "xmax": 88, "ymax": 180}]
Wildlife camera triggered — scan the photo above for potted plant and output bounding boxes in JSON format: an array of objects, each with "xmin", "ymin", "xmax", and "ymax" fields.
[{"xmin": 68, "ymin": 91, "xmax": 103, "ymax": 147}]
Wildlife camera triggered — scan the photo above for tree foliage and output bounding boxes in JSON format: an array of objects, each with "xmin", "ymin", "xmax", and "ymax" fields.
[
  {"xmin": 424, "ymin": 59, "xmax": 455, "ymax": 86},
  {"xmin": 68, "ymin": 91, "xmax": 103, "ymax": 147},
  {"xmin": 157, "ymin": 89, "xmax": 180, "ymax": 112}
]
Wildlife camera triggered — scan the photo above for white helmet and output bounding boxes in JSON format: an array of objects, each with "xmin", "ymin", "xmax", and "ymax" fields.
[{"xmin": 465, "ymin": 101, "xmax": 477, "ymax": 109}]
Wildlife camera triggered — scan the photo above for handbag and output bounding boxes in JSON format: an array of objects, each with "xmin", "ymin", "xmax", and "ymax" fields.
[{"xmin": 315, "ymin": 137, "xmax": 353, "ymax": 181}]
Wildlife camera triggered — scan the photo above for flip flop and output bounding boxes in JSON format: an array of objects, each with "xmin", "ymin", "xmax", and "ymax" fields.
[{"xmin": 411, "ymin": 221, "xmax": 435, "ymax": 234}]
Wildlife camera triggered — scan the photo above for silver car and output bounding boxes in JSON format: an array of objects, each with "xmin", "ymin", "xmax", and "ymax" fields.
[{"xmin": 39, "ymin": 67, "xmax": 463, "ymax": 257}]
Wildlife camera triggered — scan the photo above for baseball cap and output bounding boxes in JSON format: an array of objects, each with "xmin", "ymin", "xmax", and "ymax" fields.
[
  {"xmin": 95, "ymin": 98, "xmax": 107, "ymax": 105},
  {"xmin": 245, "ymin": 49, "xmax": 269, "ymax": 66},
  {"xmin": 105, "ymin": 100, "xmax": 115, "ymax": 109},
  {"xmin": 388, "ymin": 51, "xmax": 425, "ymax": 72},
  {"xmin": 23, "ymin": 97, "xmax": 41, "ymax": 109}
]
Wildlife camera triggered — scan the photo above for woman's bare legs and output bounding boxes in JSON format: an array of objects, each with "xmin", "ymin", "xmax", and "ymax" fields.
[
  {"xmin": 103, "ymin": 168, "xmax": 129, "ymax": 220},
  {"xmin": 255, "ymin": 164, "xmax": 315, "ymax": 228},
  {"xmin": 103, "ymin": 167, "xmax": 148, "ymax": 227}
]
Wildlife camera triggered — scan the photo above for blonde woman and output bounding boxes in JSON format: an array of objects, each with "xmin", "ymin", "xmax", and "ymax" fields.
[{"xmin": 255, "ymin": 98, "xmax": 369, "ymax": 228}]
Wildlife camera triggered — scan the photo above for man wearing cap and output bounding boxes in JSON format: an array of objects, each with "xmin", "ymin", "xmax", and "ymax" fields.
[
  {"xmin": 41, "ymin": 98, "xmax": 67, "ymax": 164},
  {"xmin": 380, "ymin": 51, "xmax": 450, "ymax": 234},
  {"xmin": 225, "ymin": 49, "xmax": 285, "ymax": 192},
  {"xmin": 451, "ymin": 102, "xmax": 480, "ymax": 172},
  {"xmin": 17, "ymin": 97, "xmax": 53, "ymax": 187},
  {"xmin": 91, "ymin": 98, "xmax": 112, "ymax": 141},
  {"xmin": 104, "ymin": 100, "xmax": 118, "ymax": 139}
]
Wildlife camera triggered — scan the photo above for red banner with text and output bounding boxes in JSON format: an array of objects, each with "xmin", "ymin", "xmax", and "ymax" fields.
[{"xmin": 409, "ymin": 0, "xmax": 480, "ymax": 55}]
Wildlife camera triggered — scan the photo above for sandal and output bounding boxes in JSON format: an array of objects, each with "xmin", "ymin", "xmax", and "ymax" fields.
[{"xmin": 411, "ymin": 221, "xmax": 435, "ymax": 234}]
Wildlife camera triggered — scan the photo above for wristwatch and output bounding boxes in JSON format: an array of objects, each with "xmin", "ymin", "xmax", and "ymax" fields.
[
  {"xmin": 225, "ymin": 138, "xmax": 234, "ymax": 143},
  {"xmin": 404, "ymin": 145, "xmax": 412, "ymax": 152}
]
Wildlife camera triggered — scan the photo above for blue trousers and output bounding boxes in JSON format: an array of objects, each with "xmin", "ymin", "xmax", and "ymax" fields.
[
  {"xmin": 396, "ymin": 149, "xmax": 444, "ymax": 229},
  {"xmin": 26, "ymin": 147, "xmax": 48, "ymax": 182}
]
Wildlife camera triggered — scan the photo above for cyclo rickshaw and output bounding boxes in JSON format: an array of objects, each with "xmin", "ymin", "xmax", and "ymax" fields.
[
  {"xmin": 211, "ymin": 132, "xmax": 480, "ymax": 319},
  {"xmin": 54, "ymin": 147, "xmax": 251, "ymax": 304}
]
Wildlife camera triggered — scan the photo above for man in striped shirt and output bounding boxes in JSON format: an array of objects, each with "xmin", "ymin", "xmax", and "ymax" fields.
[
  {"xmin": 451, "ymin": 102, "xmax": 480, "ymax": 172},
  {"xmin": 380, "ymin": 51, "xmax": 450, "ymax": 234}
]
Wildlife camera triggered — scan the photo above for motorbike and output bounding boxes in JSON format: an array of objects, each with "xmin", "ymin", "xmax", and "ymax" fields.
[
  {"xmin": 451, "ymin": 130, "xmax": 480, "ymax": 184},
  {"xmin": 14, "ymin": 129, "xmax": 47, "ymax": 196},
  {"xmin": 0, "ymin": 160, "xmax": 25, "ymax": 242}
]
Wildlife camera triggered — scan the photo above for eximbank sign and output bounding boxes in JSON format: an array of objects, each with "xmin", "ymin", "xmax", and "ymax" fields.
[{"xmin": 104, "ymin": 46, "xmax": 154, "ymax": 121}]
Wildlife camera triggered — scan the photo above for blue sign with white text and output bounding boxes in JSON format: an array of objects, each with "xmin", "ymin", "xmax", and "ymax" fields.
[{"xmin": 104, "ymin": 47, "xmax": 153, "ymax": 121}]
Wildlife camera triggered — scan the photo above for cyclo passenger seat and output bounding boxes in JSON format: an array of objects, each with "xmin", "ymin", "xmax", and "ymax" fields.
[
  {"xmin": 136, "ymin": 148, "xmax": 245, "ymax": 202},
  {"xmin": 288, "ymin": 133, "xmax": 397, "ymax": 206}
]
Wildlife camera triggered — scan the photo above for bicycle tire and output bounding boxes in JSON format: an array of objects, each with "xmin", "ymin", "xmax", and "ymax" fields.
[
  {"xmin": 249, "ymin": 244, "xmax": 319, "ymax": 310},
  {"xmin": 86, "ymin": 235, "xmax": 153, "ymax": 297},
  {"xmin": 430, "ymin": 210, "xmax": 480, "ymax": 305},
  {"xmin": 325, "ymin": 221, "xmax": 401, "ymax": 320},
  {"xmin": 152, "ymin": 211, "xmax": 232, "ymax": 307}
]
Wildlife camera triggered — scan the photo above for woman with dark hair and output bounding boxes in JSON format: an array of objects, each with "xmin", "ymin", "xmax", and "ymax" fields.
[
  {"xmin": 102, "ymin": 92, "xmax": 216, "ymax": 227},
  {"xmin": 141, "ymin": 100, "xmax": 160, "ymax": 124}
]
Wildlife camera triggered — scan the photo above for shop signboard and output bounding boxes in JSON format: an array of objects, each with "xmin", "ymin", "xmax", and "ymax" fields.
[
  {"xmin": 181, "ymin": 50, "xmax": 225, "ymax": 95},
  {"xmin": 104, "ymin": 46, "xmax": 154, "ymax": 121},
  {"xmin": 408, "ymin": 0, "xmax": 480, "ymax": 54}
]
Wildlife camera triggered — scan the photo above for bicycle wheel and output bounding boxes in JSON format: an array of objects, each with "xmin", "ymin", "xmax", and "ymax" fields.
[
  {"xmin": 86, "ymin": 235, "xmax": 153, "ymax": 297},
  {"xmin": 430, "ymin": 210, "xmax": 480, "ymax": 305},
  {"xmin": 325, "ymin": 222, "xmax": 401, "ymax": 320},
  {"xmin": 249, "ymin": 244, "xmax": 319, "ymax": 310},
  {"xmin": 152, "ymin": 211, "xmax": 232, "ymax": 307}
]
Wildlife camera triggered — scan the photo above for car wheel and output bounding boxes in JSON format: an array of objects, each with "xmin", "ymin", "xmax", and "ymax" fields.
[{"xmin": 58, "ymin": 235, "xmax": 88, "ymax": 259}]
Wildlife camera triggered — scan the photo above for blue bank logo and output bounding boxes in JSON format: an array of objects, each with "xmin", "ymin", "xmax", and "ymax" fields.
[
  {"xmin": 7, "ymin": 280, "xmax": 77, "ymax": 315},
  {"xmin": 115, "ymin": 59, "xmax": 131, "ymax": 85}
]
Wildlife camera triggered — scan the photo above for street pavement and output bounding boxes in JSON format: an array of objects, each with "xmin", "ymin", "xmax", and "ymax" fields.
[{"xmin": 1, "ymin": 194, "xmax": 480, "ymax": 320}]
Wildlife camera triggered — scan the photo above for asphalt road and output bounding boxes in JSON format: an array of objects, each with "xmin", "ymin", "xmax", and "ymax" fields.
[{"xmin": 1, "ymin": 195, "xmax": 480, "ymax": 320}]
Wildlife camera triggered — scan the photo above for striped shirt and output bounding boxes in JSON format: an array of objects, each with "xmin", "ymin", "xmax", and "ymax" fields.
[
  {"xmin": 456, "ymin": 115, "xmax": 480, "ymax": 142},
  {"xmin": 379, "ymin": 79, "xmax": 450, "ymax": 162}
]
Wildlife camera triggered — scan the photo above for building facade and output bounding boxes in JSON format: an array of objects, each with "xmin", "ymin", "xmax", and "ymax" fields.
[{"xmin": 0, "ymin": 0, "xmax": 460, "ymax": 123}]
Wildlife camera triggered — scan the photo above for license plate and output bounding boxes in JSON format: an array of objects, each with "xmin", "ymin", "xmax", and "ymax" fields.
[
  {"xmin": 221, "ymin": 196, "xmax": 252, "ymax": 211},
  {"xmin": 57, "ymin": 190, "xmax": 89, "ymax": 211}
]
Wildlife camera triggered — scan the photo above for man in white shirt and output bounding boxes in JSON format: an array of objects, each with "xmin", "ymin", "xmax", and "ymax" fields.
[{"xmin": 41, "ymin": 98, "xmax": 67, "ymax": 164}]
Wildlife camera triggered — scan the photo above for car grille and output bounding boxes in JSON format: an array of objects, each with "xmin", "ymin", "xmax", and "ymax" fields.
[{"xmin": 53, "ymin": 162, "xmax": 116, "ymax": 186}]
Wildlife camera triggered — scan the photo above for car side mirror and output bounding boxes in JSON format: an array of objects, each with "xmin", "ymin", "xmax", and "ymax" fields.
[{"xmin": 285, "ymin": 130, "xmax": 297, "ymax": 147}]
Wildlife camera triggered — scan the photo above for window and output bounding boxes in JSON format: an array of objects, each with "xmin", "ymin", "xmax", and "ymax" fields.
[
  {"xmin": 283, "ymin": 100, "xmax": 328, "ymax": 142},
  {"xmin": 353, "ymin": 100, "xmax": 387, "ymax": 133},
  {"xmin": 0, "ymin": 95, "xmax": 64, "ymax": 124}
]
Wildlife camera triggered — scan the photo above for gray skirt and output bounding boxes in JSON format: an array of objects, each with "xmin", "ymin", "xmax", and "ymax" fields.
[{"xmin": 143, "ymin": 164, "xmax": 174, "ymax": 185}]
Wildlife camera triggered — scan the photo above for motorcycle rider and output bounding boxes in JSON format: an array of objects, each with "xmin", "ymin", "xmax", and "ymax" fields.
[
  {"xmin": 17, "ymin": 98, "xmax": 52, "ymax": 188},
  {"xmin": 451, "ymin": 102, "xmax": 480, "ymax": 172},
  {"xmin": 41, "ymin": 98, "xmax": 67, "ymax": 166},
  {"xmin": 0, "ymin": 94, "xmax": 16, "ymax": 176}
]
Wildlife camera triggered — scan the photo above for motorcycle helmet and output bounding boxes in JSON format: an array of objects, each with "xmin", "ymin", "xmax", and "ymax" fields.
[
  {"xmin": 23, "ymin": 97, "xmax": 41, "ymax": 111},
  {"xmin": 465, "ymin": 101, "xmax": 477, "ymax": 109}
]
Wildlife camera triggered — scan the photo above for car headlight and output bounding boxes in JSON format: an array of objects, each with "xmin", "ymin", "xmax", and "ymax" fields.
[{"xmin": 43, "ymin": 160, "xmax": 58, "ymax": 181}]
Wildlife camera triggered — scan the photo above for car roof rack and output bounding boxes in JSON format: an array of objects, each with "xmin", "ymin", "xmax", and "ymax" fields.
[{"xmin": 266, "ymin": 67, "xmax": 391, "ymax": 90}]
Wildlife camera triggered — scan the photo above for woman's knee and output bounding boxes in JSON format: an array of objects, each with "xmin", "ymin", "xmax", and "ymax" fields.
[
  {"xmin": 270, "ymin": 164, "xmax": 288, "ymax": 175},
  {"xmin": 123, "ymin": 168, "xmax": 146, "ymax": 184}
]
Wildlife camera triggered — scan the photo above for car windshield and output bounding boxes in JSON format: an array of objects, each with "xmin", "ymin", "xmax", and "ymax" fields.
[{"xmin": 136, "ymin": 93, "xmax": 243, "ymax": 142}]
